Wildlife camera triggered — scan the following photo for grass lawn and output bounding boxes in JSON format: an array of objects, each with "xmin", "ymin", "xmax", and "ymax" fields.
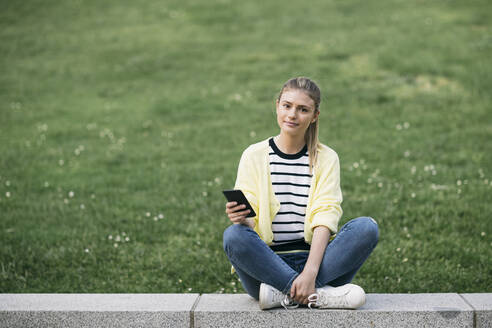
[{"xmin": 0, "ymin": 0, "xmax": 491, "ymax": 294}]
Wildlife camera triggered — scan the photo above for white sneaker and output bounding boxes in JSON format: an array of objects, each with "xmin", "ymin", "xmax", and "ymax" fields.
[
  {"xmin": 259, "ymin": 283, "xmax": 299, "ymax": 310},
  {"xmin": 307, "ymin": 283, "xmax": 366, "ymax": 309}
]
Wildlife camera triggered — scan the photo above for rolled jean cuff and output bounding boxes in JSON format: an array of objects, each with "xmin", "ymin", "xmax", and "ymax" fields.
[{"xmin": 282, "ymin": 272, "xmax": 300, "ymax": 295}]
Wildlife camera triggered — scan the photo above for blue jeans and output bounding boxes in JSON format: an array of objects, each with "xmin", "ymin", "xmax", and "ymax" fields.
[{"xmin": 223, "ymin": 216, "xmax": 379, "ymax": 300}]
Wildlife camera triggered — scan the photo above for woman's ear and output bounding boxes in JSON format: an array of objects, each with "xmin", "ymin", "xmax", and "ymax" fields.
[{"xmin": 311, "ymin": 110, "xmax": 320, "ymax": 123}]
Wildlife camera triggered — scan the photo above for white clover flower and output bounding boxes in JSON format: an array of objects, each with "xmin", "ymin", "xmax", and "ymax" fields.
[
  {"xmin": 158, "ymin": 213, "xmax": 164, "ymax": 219},
  {"xmin": 80, "ymin": 204, "xmax": 85, "ymax": 210},
  {"xmin": 367, "ymin": 178, "xmax": 372, "ymax": 183},
  {"xmin": 146, "ymin": 212, "xmax": 151, "ymax": 217},
  {"xmin": 153, "ymin": 216, "xmax": 158, "ymax": 221},
  {"xmin": 187, "ymin": 288, "xmax": 192, "ymax": 291},
  {"xmin": 202, "ymin": 191, "xmax": 208, "ymax": 197},
  {"xmin": 353, "ymin": 162, "xmax": 359, "ymax": 168},
  {"xmin": 5, "ymin": 192, "xmax": 11, "ymax": 198},
  {"xmin": 115, "ymin": 235, "xmax": 121, "ymax": 242},
  {"xmin": 404, "ymin": 151, "xmax": 410, "ymax": 157},
  {"xmin": 91, "ymin": 194, "xmax": 96, "ymax": 199},
  {"xmin": 68, "ymin": 191, "xmax": 74, "ymax": 198},
  {"xmin": 122, "ymin": 232, "xmax": 126, "ymax": 236},
  {"xmin": 250, "ymin": 131, "xmax": 256, "ymax": 138},
  {"xmin": 108, "ymin": 235, "xmax": 113, "ymax": 240},
  {"xmin": 411, "ymin": 192, "xmax": 416, "ymax": 198},
  {"xmin": 403, "ymin": 122, "xmax": 410, "ymax": 129},
  {"xmin": 396, "ymin": 248, "xmax": 401, "ymax": 252},
  {"xmin": 59, "ymin": 159, "xmax": 64, "ymax": 166},
  {"xmin": 214, "ymin": 177, "xmax": 222, "ymax": 184},
  {"xmin": 402, "ymin": 258, "xmax": 408, "ymax": 263},
  {"xmin": 481, "ymin": 232, "xmax": 486, "ymax": 236},
  {"xmin": 378, "ymin": 182, "xmax": 383, "ymax": 188},
  {"xmin": 64, "ymin": 198, "xmax": 69, "ymax": 204},
  {"xmin": 44, "ymin": 181, "xmax": 49, "ymax": 187},
  {"xmin": 456, "ymin": 180, "xmax": 462, "ymax": 186},
  {"xmin": 114, "ymin": 243, "xmax": 118, "ymax": 248},
  {"xmin": 125, "ymin": 237, "xmax": 130, "ymax": 242},
  {"xmin": 396, "ymin": 124, "xmax": 402, "ymax": 130},
  {"xmin": 5, "ymin": 180, "xmax": 10, "ymax": 187},
  {"xmin": 84, "ymin": 248, "xmax": 89, "ymax": 253}
]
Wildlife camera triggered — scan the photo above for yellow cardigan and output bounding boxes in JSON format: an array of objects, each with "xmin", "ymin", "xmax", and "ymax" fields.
[{"xmin": 230, "ymin": 137, "xmax": 343, "ymax": 274}]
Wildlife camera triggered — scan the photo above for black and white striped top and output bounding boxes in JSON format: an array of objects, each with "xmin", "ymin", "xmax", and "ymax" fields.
[{"xmin": 269, "ymin": 137, "xmax": 312, "ymax": 252}]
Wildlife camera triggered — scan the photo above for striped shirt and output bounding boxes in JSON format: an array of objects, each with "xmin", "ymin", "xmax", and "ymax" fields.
[{"xmin": 268, "ymin": 137, "xmax": 312, "ymax": 253}]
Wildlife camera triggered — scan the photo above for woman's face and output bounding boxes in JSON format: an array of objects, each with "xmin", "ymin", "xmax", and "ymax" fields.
[{"xmin": 276, "ymin": 89, "xmax": 319, "ymax": 138}]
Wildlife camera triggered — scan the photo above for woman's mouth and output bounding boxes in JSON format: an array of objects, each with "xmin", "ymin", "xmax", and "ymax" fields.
[{"xmin": 285, "ymin": 121, "xmax": 298, "ymax": 127}]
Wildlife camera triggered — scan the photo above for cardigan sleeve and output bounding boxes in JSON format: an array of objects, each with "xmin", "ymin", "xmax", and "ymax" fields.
[
  {"xmin": 233, "ymin": 148, "xmax": 260, "ymax": 231},
  {"xmin": 230, "ymin": 148, "xmax": 261, "ymax": 275},
  {"xmin": 309, "ymin": 150, "xmax": 343, "ymax": 234}
]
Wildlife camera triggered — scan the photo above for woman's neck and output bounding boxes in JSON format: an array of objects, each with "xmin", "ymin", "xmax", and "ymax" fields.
[{"xmin": 274, "ymin": 133, "xmax": 306, "ymax": 154}]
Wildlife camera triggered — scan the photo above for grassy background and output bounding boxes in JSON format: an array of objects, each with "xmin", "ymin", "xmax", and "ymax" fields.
[{"xmin": 1, "ymin": 0, "xmax": 491, "ymax": 293}]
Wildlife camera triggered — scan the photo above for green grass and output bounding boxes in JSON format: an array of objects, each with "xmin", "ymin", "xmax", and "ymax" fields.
[{"xmin": 1, "ymin": 0, "xmax": 491, "ymax": 294}]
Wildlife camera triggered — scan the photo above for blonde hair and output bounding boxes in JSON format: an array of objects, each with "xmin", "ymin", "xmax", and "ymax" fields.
[{"xmin": 276, "ymin": 77, "xmax": 321, "ymax": 175}]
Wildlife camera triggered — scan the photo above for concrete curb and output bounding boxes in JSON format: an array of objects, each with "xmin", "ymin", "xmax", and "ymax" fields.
[{"xmin": 0, "ymin": 293, "xmax": 490, "ymax": 328}]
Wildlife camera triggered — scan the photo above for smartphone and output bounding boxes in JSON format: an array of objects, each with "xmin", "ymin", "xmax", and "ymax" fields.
[{"xmin": 222, "ymin": 189, "xmax": 256, "ymax": 218}]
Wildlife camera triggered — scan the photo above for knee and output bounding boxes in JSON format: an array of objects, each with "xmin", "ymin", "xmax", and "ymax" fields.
[
  {"xmin": 223, "ymin": 224, "xmax": 247, "ymax": 253},
  {"xmin": 354, "ymin": 216, "xmax": 379, "ymax": 246}
]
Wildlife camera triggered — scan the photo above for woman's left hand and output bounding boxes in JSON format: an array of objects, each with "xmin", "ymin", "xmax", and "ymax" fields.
[{"xmin": 290, "ymin": 270, "xmax": 317, "ymax": 305}]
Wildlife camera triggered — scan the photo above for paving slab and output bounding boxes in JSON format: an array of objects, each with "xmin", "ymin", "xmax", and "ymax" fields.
[
  {"xmin": 194, "ymin": 293, "xmax": 474, "ymax": 328},
  {"xmin": 0, "ymin": 293, "xmax": 199, "ymax": 328},
  {"xmin": 461, "ymin": 293, "xmax": 492, "ymax": 328}
]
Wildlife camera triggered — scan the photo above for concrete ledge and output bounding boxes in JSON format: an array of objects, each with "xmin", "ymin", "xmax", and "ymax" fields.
[
  {"xmin": 0, "ymin": 294, "xmax": 200, "ymax": 328},
  {"xmin": 461, "ymin": 294, "xmax": 492, "ymax": 328},
  {"xmin": 1, "ymin": 293, "xmax": 490, "ymax": 328},
  {"xmin": 195, "ymin": 293, "xmax": 474, "ymax": 328}
]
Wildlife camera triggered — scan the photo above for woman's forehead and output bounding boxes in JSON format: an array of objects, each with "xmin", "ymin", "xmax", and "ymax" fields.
[{"xmin": 279, "ymin": 90, "xmax": 315, "ymax": 107}]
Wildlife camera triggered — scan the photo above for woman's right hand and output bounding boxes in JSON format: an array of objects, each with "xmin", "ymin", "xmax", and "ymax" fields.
[{"xmin": 225, "ymin": 201, "xmax": 251, "ymax": 225}]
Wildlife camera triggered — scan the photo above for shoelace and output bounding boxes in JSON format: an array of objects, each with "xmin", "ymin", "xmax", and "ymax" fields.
[
  {"xmin": 307, "ymin": 291, "xmax": 349, "ymax": 309},
  {"xmin": 280, "ymin": 294, "xmax": 299, "ymax": 310}
]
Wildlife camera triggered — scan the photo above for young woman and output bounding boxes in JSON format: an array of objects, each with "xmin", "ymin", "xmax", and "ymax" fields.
[{"xmin": 223, "ymin": 77, "xmax": 379, "ymax": 310}]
